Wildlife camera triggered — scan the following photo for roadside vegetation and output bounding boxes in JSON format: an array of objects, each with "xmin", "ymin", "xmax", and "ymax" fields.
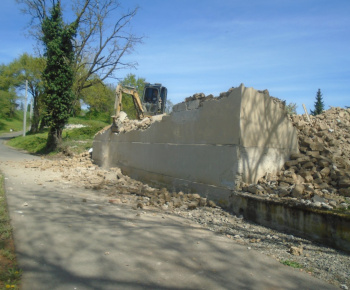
[
  {"xmin": 6, "ymin": 116, "xmax": 109, "ymax": 155},
  {"xmin": 0, "ymin": 175, "xmax": 21, "ymax": 289},
  {"xmin": 0, "ymin": 111, "xmax": 29, "ymax": 135}
]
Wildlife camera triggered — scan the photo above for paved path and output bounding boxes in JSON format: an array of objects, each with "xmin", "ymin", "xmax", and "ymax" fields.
[{"xmin": 0, "ymin": 133, "xmax": 336, "ymax": 290}]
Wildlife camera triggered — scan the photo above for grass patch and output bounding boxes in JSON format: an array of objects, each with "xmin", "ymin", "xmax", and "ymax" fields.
[
  {"xmin": 7, "ymin": 132, "xmax": 48, "ymax": 154},
  {"xmin": 6, "ymin": 117, "xmax": 108, "ymax": 155},
  {"xmin": 280, "ymin": 259, "xmax": 303, "ymax": 269},
  {"xmin": 0, "ymin": 111, "xmax": 28, "ymax": 135},
  {"xmin": 0, "ymin": 174, "xmax": 21, "ymax": 289}
]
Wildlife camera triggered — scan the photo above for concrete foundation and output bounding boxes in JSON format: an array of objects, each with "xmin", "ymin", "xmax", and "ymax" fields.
[
  {"xmin": 93, "ymin": 83, "xmax": 298, "ymax": 203},
  {"xmin": 230, "ymin": 193, "xmax": 350, "ymax": 253}
]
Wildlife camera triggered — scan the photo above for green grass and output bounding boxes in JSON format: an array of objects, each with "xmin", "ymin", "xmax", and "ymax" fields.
[
  {"xmin": 280, "ymin": 259, "xmax": 303, "ymax": 269},
  {"xmin": 0, "ymin": 111, "xmax": 29, "ymax": 135},
  {"xmin": 7, "ymin": 133, "xmax": 48, "ymax": 154},
  {"xmin": 5, "ymin": 116, "xmax": 108, "ymax": 155},
  {"xmin": 0, "ymin": 174, "xmax": 21, "ymax": 289}
]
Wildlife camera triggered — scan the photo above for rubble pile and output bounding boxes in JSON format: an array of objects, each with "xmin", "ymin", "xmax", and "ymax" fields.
[
  {"xmin": 103, "ymin": 111, "xmax": 166, "ymax": 135},
  {"xmin": 24, "ymin": 153, "xmax": 216, "ymax": 211},
  {"xmin": 242, "ymin": 107, "xmax": 350, "ymax": 211}
]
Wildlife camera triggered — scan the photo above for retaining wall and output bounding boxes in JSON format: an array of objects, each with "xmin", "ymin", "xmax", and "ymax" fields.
[
  {"xmin": 230, "ymin": 193, "xmax": 350, "ymax": 253},
  {"xmin": 93, "ymin": 83, "xmax": 298, "ymax": 202}
]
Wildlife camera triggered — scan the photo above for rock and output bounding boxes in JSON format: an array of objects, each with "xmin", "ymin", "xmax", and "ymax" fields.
[
  {"xmin": 199, "ymin": 197, "xmax": 207, "ymax": 207},
  {"xmin": 304, "ymin": 175, "xmax": 314, "ymax": 183},
  {"xmin": 338, "ymin": 178, "xmax": 350, "ymax": 188},
  {"xmin": 321, "ymin": 203, "xmax": 333, "ymax": 210},
  {"xmin": 172, "ymin": 197, "xmax": 182, "ymax": 208},
  {"xmin": 320, "ymin": 167, "xmax": 330, "ymax": 177},
  {"xmin": 289, "ymin": 246, "xmax": 303, "ymax": 256},
  {"xmin": 207, "ymin": 200, "xmax": 216, "ymax": 208},
  {"xmin": 290, "ymin": 153, "xmax": 305, "ymax": 160},
  {"xmin": 187, "ymin": 201, "xmax": 199, "ymax": 210},
  {"xmin": 312, "ymin": 194, "xmax": 326, "ymax": 203},
  {"xmin": 278, "ymin": 188, "xmax": 290, "ymax": 197},
  {"xmin": 291, "ymin": 184, "xmax": 305, "ymax": 197}
]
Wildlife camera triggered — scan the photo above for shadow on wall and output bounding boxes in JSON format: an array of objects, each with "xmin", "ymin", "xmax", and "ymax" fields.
[{"xmin": 238, "ymin": 87, "xmax": 298, "ymax": 184}]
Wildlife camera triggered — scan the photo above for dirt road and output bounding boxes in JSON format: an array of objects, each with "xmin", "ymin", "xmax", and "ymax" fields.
[{"xmin": 0, "ymin": 133, "xmax": 336, "ymax": 290}]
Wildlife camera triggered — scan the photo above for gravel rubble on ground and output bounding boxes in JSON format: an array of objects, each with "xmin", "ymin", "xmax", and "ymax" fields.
[{"xmin": 14, "ymin": 147, "xmax": 349, "ymax": 289}]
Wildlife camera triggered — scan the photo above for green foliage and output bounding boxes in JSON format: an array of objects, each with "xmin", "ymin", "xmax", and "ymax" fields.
[
  {"xmin": 120, "ymin": 74, "xmax": 146, "ymax": 120},
  {"xmin": 0, "ymin": 175, "xmax": 21, "ymax": 289},
  {"xmin": 280, "ymin": 259, "xmax": 303, "ymax": 268},
  {"xmin": 121, "ymin": 73, "xmax": 146, "ymax": 97},
  {"xmin": 64, "ymin": 124, "xmax": 105, "ymax": 141},
  {"xmin": 0, "ymin": 65, "xmax": 18, "ymax": 118},
  {"xmin": 82, "ymin": 81, "xmax": 115, "ymax": 121},
  {"xmin": 42, "ymin": 2, "xmax": 79, "ymax": 150},
  {"xmin": 7, "ymin": 117, "xmax": 108, "ymax": 154},
  {"xmin": 310, "ymin": 89, "xmax": 325, "ymax": 116},
  {"xmin": 285, "ymin": 102, "xmax": 297, "ymax": 115},
  {"xmin": 0, "ymin": 111, "xmax": 27, "ymax": 134},
  {"xmin": 7, "ymin": 133, "xmax": 48, "ymax": 154}
]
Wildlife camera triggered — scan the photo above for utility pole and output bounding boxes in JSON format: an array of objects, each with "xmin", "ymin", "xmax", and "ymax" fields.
[{"xmin": 23, "ymin": 80, "xmax": 28, "ymax": 137}]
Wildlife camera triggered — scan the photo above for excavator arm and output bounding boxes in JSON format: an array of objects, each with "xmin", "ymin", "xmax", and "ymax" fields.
[{"xmin": 111, "ymin": 84, "xmax": 145, "ymax": 132}]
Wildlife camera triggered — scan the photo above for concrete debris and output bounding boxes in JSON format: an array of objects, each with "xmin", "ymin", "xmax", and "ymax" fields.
[
  {"xmin": 23, "ymin": 153, "xmax": 217, "ymax": 211},
  {"xmin": 240, "ymin": 106, "xmax": 350, "ymax": 211}
]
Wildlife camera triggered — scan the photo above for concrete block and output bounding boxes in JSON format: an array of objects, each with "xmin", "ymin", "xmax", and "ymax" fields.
[
  {"xmin": 186, "ymin": 99, "xmax": 200, "ymax": 110},
  {"xmin": 172, "ymin": 102, "xmax": 187, "ymax": 112}
]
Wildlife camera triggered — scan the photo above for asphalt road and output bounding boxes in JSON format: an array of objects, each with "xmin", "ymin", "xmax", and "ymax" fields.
[{"xmin": 0, "ymin": 132, "xmax": 336, "ymax": 290}]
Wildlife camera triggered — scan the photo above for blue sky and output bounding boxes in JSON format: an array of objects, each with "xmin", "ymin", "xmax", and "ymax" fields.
[{"xmin": 1, "ymin": 0, "xmax": 349, "ymax": 114}]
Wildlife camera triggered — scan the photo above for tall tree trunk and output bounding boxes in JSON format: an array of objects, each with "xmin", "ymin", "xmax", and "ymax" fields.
[{"xmin": 46, "ymin": 127, "xmax": 62, "ymax": 151}]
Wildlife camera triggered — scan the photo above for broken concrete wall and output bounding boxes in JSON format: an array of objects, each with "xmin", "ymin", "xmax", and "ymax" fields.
[{"xmin": 93, "ymin": 84, "xmax": 298, "ymax": 202}]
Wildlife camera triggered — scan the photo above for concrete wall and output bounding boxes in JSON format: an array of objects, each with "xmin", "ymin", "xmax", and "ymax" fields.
[
  {"xmin": 93, "ymin": 84, "xmax": 298, "ymax": 202},
  {"xmin": 230, "ymin": 193, "xmax": 350, "ymax": 253}
]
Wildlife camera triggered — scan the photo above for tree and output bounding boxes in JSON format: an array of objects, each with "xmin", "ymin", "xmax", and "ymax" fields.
[
  {"xmin": 165, "ymin": 99, "xmax": 174, "ymax": 114},
  {"xmin": 0, "ymin": 65, "xmax": 18, "ymax": 118},
  {"xmin": 7, "ymin": 54, "xmax": 46, "ymax": 132},
  {"xmin": 121, "ymin": 73, "xmax": 146, "ymax": 97},
  {"xmin": 82, "ymin": 81, "xmax": 115, "ymax": 121},
  {"xmin": 41, "ymin": 1, "xmax": 84, "ymax": 150},
  {"xmin": 310, "ymin": 89, "xmax": 325, "ymax": 116},
  {"xmin": 285, "ymin": 102, "xmax": 297, "ymax": 115},
  {"xmin": 120, "ymin": 74, "xmax": 146, "ymax": 119},
  {"xmin": 17, "ymin": 0, "xmax": 142, "ymax": 115}
]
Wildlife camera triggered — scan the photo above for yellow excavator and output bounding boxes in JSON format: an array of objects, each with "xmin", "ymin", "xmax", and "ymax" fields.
[{"xmin": 111, "ymin": 83, "xmax": 168, "ymax": 132}]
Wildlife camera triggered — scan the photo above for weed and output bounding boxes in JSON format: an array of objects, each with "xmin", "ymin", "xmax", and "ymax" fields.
[
  {"xmin": 280, "ymin": 259, "xmax": 303, "ymax": 269},
  {"xmin": 0, "ymin": 175, "xmax": 21, "ymax": 289},
  {"xmin": 0, "ymin": 250, "xmax": 15, "ymax": 261}
]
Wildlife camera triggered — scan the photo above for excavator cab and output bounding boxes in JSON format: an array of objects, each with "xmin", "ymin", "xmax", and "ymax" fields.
[{"xmin": 142, "ymin": 83, "xmax": 167, "ymax": 115}]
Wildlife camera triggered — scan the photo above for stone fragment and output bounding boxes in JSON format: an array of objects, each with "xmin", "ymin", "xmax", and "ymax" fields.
[
  {"xmin": 207, "ymin": 200, "xmax": 216, "ymax": 208},
  {"xmin": 285, "ymin": 160, "xmax": 298, "ymax": 168},
  {"xmin": 312, "ymin": 194, "xmax": 326, "ymax": 203},
  {"xmin": 291, "ymin": 184, "xmax": 305, "ymax": 198},
  {"xmin": 338, "ymin": 178, "xmax": 350, "ymax": 188},
  {"xmin": 310, "ymin": 143, "xmax": 324, "ymax": 151},
  {"xmin": 278, "ymin": 189, "xmax": 289, "ymax": 197},
  {"xmin": 302, "ymin": 162, "xmax": 314, "ymax": 169},
  {"xmin": 187, "ymin": 201, "xmax": 199, "ymax": 210},
  {"xmin": 290, "ymin": 153, "xmax": 305, "ymax": 160},
  {"xmin": 339, "ymin": 188, "xmax": 350, "ymax": 197},
  {"xmin": 289, "ymin": 246, "xmax": 303, "ymax": 256}
]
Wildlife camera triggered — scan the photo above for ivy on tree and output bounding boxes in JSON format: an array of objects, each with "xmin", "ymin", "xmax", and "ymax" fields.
[
  {"xmin": 310, "ymin": 89, "xmax": 325, "ymax": 116},
  {"xmin": 41, "ymin": 1, "xmax": 80, "ymax": 151}
]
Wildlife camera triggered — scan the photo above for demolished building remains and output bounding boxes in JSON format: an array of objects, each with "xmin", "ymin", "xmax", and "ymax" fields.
[{"xmin": 93, "ymin": 83, "xmax": 298, "ymax": 203}]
